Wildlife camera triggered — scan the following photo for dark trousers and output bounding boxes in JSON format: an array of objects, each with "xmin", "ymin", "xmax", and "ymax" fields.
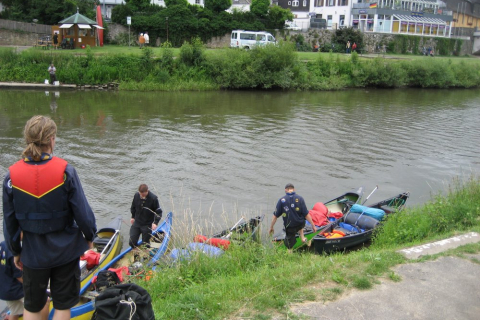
[
  {"xmin": 50, "ymin": 73, "xmax": 57, "ymax": 84},
  {"xmin": 129, "ymin": 223, "xmax": 151, "ymax": 248},
  {"xmin": 284, "ymin": 223, "xmax": 305, "ymax": 249}
]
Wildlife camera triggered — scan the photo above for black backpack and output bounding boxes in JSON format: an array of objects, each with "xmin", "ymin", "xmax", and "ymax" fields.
[
  {"xmin": 93, "ymin": 283, "xmax": 155, "ymax": 320},
  {"xmin": 94, "ymin": 270, "xmax": 121, "ymax": 293}
]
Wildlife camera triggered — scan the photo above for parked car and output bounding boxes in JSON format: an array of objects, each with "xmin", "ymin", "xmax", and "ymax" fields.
[
  {"xmin": 285, "ymin": 21, "xmax": 302, "ymax": 31},
  {"xmin": 230, "ymin": 30, "xmax": 276, "ymax": 49}
]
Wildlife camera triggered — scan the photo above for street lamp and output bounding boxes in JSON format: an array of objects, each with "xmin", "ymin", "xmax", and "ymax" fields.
[{"xmin": 166, "ymin": 17, "xmax": 169, "ymax": 43}]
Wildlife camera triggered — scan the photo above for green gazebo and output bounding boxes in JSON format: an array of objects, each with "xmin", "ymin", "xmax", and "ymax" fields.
[{"xmin": 54, "ymin": 10, "xmax": 104, "ymax": 49}]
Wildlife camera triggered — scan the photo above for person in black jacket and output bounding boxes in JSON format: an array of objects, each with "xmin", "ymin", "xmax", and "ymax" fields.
[{"xmin": 129, "ymin": 184, "xmax": 162, "ymax": 250}]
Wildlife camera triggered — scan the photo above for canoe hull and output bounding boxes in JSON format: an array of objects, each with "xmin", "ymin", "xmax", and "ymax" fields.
[{"xmin": 313, "ymin": 192, "xmax": 410, "ymax": 254}]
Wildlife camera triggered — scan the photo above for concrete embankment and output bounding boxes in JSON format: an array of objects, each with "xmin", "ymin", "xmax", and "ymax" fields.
[
  {"xmin": 286, "ymin": 233, "xmax": 480, "ymax": 320},
  {"xmin": 0, "ymin": 81, "xmax": 76, "ymax": 90}
]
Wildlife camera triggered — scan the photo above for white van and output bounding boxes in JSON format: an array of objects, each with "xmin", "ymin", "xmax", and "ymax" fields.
[{"xmin": 230, "ymin": 30, "xmax": 276, "ymax": 49}]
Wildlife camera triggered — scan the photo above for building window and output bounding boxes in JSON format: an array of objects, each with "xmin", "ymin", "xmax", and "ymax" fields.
[
  {"xmin": 315, "ymin": 0, "xmax": 324, "ymax": 6},
  {"xmin": 195, "ymin": 0, "xmax": 201, "ymax": 4},
  {"xmin": 327, "ymin": 15, "xmax": 332, "ymax": 27},
  {"xmin": 338, "ymin": 0, "xmax": 348, "ymax": 5},
  {"xmin": 340, "ymin": 15, "xmax": 345, "ymax": 26},
  {"xmin": 328, "ymin": 0, "xmax": 334, "ymax": 6},
  {"xmin": 292, "ymin": 0, "xmax": 299, "ymax": 6},
  {"xmin": 303, "ymin": 0, "xmax": 307, "ymax": 6}
]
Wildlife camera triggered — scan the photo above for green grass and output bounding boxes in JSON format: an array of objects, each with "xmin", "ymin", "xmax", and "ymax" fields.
[
  {"xmin": 131, "ymin": 175, "xmax": 480, "ymax": 320},
  {"xmin": 2, "ymin": 44, "xmax": 480, "ymax": 89},
  {"xmin": 25, "ymin": 44, "xmax": 480, "ymax": 66}
]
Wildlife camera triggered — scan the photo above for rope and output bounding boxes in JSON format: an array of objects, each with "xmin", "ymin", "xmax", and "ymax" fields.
[{"xmin": 119, "ymin": 297, "xmax": 137, "ymax": 320}]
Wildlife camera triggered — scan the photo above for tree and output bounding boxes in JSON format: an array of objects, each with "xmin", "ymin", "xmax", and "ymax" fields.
[
  {"xmin": 0, "ymin": 0, "xmax": 95, "ymax": 25},
  {"xmin": 250, "ymin": 0, "xmax": 269, "ymax": 18},
  {"xmin": 266, "ymin": 5, "xmax": 293, "ymax": 29},
  {"xmin": 332, "ymin": 27, "xmax": 363, "ymax": 51},
  {"xmin": 124, "ymin": 0, "xmax": 151, "ymax": 11},
  {"xmin": 204, "ymin": 0, "xmax": 232, "ymax": 13},
  {"xmin": 164, "ymin": 0, "xmax": 189, "ymax": 7},
  {"xmin": 112, "ymin": 4, "xmax": 134, "ymax": 24}
]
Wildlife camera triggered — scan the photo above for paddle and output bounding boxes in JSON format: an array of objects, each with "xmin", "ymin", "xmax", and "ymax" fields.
[
  {"xmin": 361, "ymin": 185, "xmax": 379, "ymax": 205},
  {"xmin": 224, "ymin": 217, "xmax": 245, "ymax": 239},
  {"xmin": 98, "ymin": 229, "xmax": 120, "ymax": 256},
  {"xmin": 292, "ymin": 221, "xmax": 336, "ymax": 250}
]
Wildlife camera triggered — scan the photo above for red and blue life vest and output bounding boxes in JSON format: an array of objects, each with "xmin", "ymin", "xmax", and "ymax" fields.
[{"xmin": 9, "ymin": 157, "xmax": 71, "ymax": 234}]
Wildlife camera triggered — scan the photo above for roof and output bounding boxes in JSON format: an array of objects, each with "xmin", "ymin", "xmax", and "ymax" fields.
[
  {"xmin": 393, "ymin": 14, "xmax": 449, "ymax": 24},
  {"xmin": 59, "ymin": 12, "xmax": 97, "ymax": 25}
]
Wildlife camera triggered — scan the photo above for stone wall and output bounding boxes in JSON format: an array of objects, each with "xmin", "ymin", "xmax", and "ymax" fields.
[
  {"xmin": 206, "ymin": 29, "xmax": 472, "ymax": 55},
  {"xmin": 0, "ymin": 29, "xmax": 40, "ymax": 46},
  {"xmin": 106, "ymin": 23, "xmax": 128, "ymax": 42}
]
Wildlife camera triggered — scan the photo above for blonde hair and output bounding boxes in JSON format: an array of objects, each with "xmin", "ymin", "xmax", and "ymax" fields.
[{"xmin": 22, "ymin": 115, "xmax": 57, "ymax": 161}]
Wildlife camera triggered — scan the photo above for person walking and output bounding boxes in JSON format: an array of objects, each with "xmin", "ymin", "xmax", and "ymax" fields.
[
  {"xmin": 346, "ymin": 41, "xmax": 351, "ymax": 54},
  {"xmin": 129, "ymin": 184, "xmax": 163, "ymax": 254},
  {"xmin": 47, "ymin": 63, "xmax": 57, "ymax": 85},
  {"xmin": 269, "ymin": 183, "xmax": 317, "ymax": 250},
  {"xmin": 3, "ymin": 115, "xmax": 97, "ymax": 320},
  {"xmin": 144, "ymin": 32, "xmax": 150, "ymax": 47},
  {"xmin": 53, "ymin": 33, "xmax": 58, "ymax": 49},
  {"xmin": 352, "ymin": 42, "xmax": 357, "ymax": 53},
  {"xmin": 139, "ymin": 33, "xmax": 145, "ymax": 49}
]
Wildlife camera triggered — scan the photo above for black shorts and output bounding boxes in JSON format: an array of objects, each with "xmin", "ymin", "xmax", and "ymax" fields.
[
  {"xmin": 23, "ymin": 258, "xmax": 80, "ymax": 312},
  {"xmin": 284, "ymin": 223, "xmax": 305, "ymax": 249}
]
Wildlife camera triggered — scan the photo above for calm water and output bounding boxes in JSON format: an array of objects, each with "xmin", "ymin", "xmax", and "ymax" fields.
[{"xmin": 1, "ymin": 88, "xmax": 479, "ymax": 241}]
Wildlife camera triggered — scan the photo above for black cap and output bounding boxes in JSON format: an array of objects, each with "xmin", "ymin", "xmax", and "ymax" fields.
[{"xmin": 285, "ymin": 183, "xmax": 294, "ymax": 189}]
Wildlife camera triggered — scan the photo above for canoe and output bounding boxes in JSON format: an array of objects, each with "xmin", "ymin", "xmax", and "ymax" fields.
[
  {"xmin": 170, "ymin": 215, "xmax": 265, "ymax": 262},
  {"xmin": 79, "ymin": 217, "xmax": 123, "ymax": 289},
  {"xmin": 273, "ymin": 187, "xmax": 364, "ymax": 249},
  {"xmin": 3, "ymin": 218, "xmax": 123, "ymax": 320},
  {"xmin": 47, "ymin": 211, "xmax": 173, "ymax": 320},
  {"xmin": 210, "ymin": 215, "xmax": 264, "ymax": 243},
  {"xmin": 312, "ymin": 192, "xmax": 410, "ymax": 254}
]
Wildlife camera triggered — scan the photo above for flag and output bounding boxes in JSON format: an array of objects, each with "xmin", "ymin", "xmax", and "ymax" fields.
[{"xmin": 369, "ymin": 2, "xmax": 377, "ymax": 8}]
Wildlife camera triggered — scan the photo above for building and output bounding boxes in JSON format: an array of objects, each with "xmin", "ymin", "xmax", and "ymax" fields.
[{"xmin": 279, "ymin": 0, "xmax": 454, "ymax": 37}]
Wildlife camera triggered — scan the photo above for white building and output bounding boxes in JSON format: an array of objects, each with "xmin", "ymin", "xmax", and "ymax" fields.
[{"xmin": 279, "ymin": 0, "xmax": 453, "ymax": 37}]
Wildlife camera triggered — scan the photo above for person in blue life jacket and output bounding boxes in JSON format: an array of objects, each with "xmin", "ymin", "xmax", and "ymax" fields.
[
  {"xmin": 269, "ymin": 183, "xmax": 317, "ymax": 249},
  {"xmin": 1, "ymin": 240, "xmax": 49, "ymax": 320},
  {"xmin": 129, "ymin": 184, "xmax": 162, "ymax": 256},
  {"xmin": 3, "ymin": 115, "xmax": 97, "ymax": 320}
]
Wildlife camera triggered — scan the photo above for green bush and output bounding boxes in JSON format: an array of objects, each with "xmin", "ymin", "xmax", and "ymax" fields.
[
  {"xmin": 373, "ymin": 176, "xmax": 480, "ymax": 248},
  {"xmin": 179, "ymin": 37, "xmax": 206, "ymax": 67}
]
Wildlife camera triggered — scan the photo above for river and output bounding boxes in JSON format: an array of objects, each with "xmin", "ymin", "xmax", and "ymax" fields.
[{"xmin": 0, "ymin": 88, "xmax": 479, "ymax": 241}]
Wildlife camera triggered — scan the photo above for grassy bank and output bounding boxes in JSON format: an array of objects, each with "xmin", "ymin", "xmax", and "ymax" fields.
[
  {"xmin": 1, "ymin": 43, "xmax": 480, "ymax": 90},
  {"xmin": 137, "ymin": 176, "xmax": 480, "ymax": 320}
]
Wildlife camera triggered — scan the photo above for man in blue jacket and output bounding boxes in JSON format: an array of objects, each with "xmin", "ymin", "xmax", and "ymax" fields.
[{"xmin": 269, "ymin": 183, "xmax": 316, "ymax": 249}]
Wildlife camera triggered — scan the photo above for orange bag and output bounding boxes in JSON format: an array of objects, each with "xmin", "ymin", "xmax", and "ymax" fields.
[{"xmin": 324, "ymin": 230, "xmax": 346, "ymax": 239}]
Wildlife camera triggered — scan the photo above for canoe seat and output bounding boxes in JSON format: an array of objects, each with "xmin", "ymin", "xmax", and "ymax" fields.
[{"xmin": 93, "ymin": 236, "xmax": 111, "ymax": 252}]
